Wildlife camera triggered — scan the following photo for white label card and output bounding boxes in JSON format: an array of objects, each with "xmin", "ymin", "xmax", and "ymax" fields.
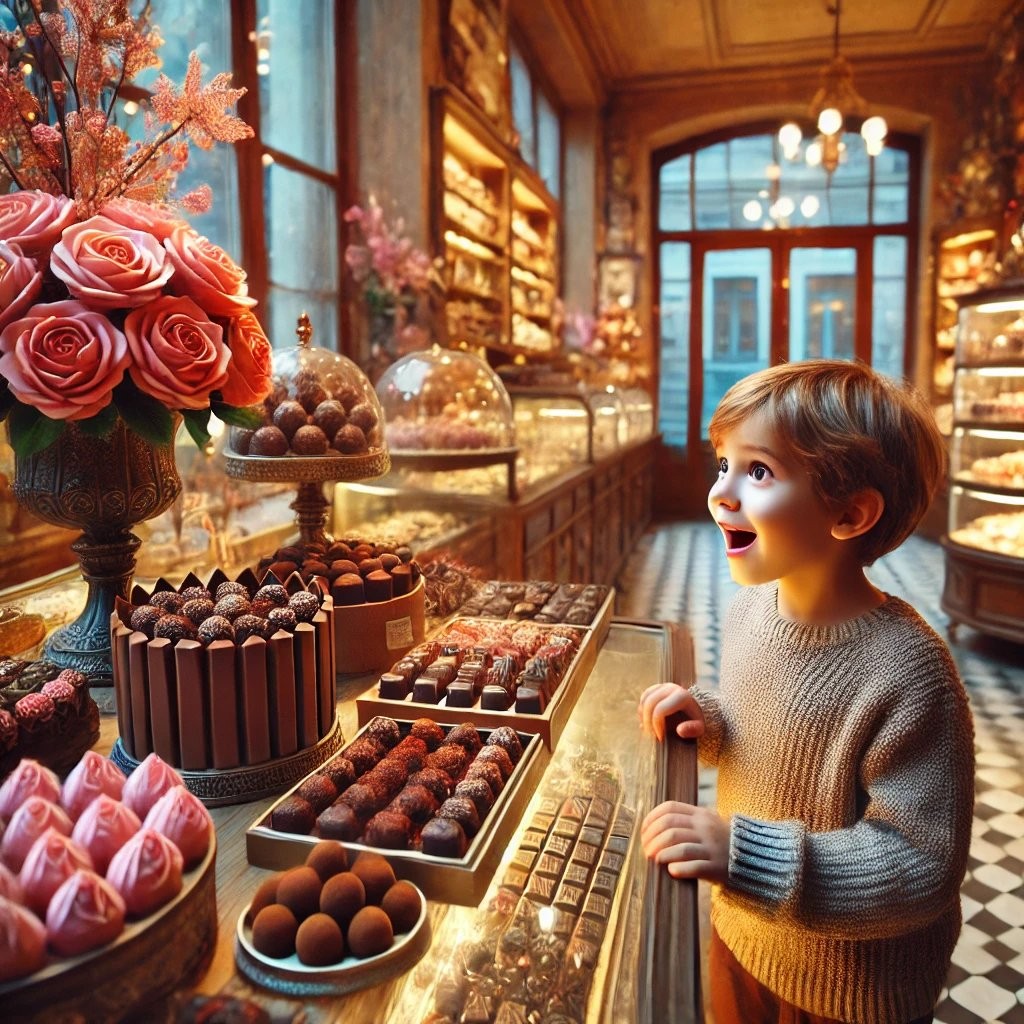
[{"xmin": 385, "ymin": 616, "xmax": 414, "ymax": 649}]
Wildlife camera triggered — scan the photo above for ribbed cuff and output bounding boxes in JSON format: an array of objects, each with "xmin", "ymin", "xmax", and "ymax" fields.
[
  {"xmin": 688, "ymin": 685, "xmax": 724, "ymax": 765},
  {"xmin": 728, "ymin": 814, "xmax": 804, "ymax": 906}
]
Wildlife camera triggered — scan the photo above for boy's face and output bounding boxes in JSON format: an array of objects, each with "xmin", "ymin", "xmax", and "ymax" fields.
[{"xmin": 707, "ymin": 410, "xmax": 840, "ymax": 588}]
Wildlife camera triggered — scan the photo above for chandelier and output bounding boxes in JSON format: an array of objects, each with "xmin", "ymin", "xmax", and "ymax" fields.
[{"xmin": 777, "ymin": 0, "xmax": 887, "ymax": 175}]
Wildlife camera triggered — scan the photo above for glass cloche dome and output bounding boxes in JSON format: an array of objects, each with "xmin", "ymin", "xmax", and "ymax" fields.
[
  {"xmin": 376, "ymin": 346, "xmax": 515, "ymax": 452},
  {"xmin": 229, "ymin": 315, "xmax": 386, "ymax": 459}
]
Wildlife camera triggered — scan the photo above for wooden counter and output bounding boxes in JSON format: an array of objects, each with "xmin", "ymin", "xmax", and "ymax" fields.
[{"xmin": 85, "ymin": 619, "xmax": 701, "ymax": 1024}]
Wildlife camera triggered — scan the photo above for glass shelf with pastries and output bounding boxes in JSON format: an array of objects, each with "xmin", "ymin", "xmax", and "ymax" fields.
[
  {"xmin": 950, "ymin": 426, "xmax": 1024, "ymax": 494},
  {"xmin": 585, "ymin": 385, "xmax": 629, "ymax": 460},
  {"xmin": 954, "ymin": 290, "xmax": 1024, "ymax": 367},
  {"xmin": 620, "ymin": 386, "xmax": 655, "ymax": 443},
  {"xmin": 508, "ymin": 386, "xmax": 593, "ymax": 492},
  {"xmin": 952, "ymin": 366, "xmax": 1024, "ymax": 426},
  {"xmin": 946, "ymin": 485, "xmax": 1024, "ymax": 559}
]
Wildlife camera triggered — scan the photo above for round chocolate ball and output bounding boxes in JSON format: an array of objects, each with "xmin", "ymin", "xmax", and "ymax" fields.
[
  {"xmin": 464, "ymin": 761, "xmax": 504, "ymax": 799},
  {"xmin": 454, "ymin": 777, "xmax": 494, "ymax": 817},
  {"xmin": 387, "ymin": 784, "xmax": 438, "ymax": 825},
  {"xmin": 313, "ymin": 399, "xmax": 347, "ymax": 439},
  {"xmin": 245, "ymin": 872, "xmax": 283, "ymax": 927},
  {"xmin": 213, "ymin": 594, "xmax": 252, "ymax": 621},
  {"xmin": 153, "ymin": 613, "xmax": 197, "ymax": 642},
  {"xmin": 485, "ymin": 726, "xmax": 523, "ymax": 763},
  {"xmin": 180, "ymin": 597, "xmax": 215, "ymax": 627},
  {"xmin": 409, "ymin": 719, "xmax": 446, "ymax": 752},
  {"xmin": 473, "ymin": 744, "xmax": 514, "ymax": 781},
  {"xmin": 150, "ymin": 590, "xmax": 185, "ymax": 613},
  {"xmin": 270, "ymin": 795, "xmax": 316, "ymax": 834},
  {"xmin": 254, "ymin": 584, "xmax": 289, "ymax": 607},
  {"xmin": 296, "ymin": 774, "xmax": 338, "ymax": 815},
  {"xmin": 436, "ymin": 796, "xmax": 480, "ymax": 838},
  {"xmin": 266, "ymin": 560, "xmax": 299, "ymax": 582},
  {"xmin": 406, "ymin": 767, "xmax": 452, "ymax": 803},
  {"xmin": 336, "ymin": 385, "xmax": 361, "ymax": 413},
  {"xmin": 272, "ymin": 400, "xmax": 308, "ymax": 440},
  {"xmin": 444, "ymin": 723, "xmax": 482, "ymax": 755},
  {"xmin": 362, "ymin": 758, "xmax": 408, "ymax": 802},
  {"xmin": 276, "ymin": 866, "xmax": 322, "ymax": 921},
  {"xmin": 180, "ymin": 586, "xmax": 211, "ymax": 603},
  {"xmin": 347, "ymin": 905, "xmax": 393, "ymax": 959},
  {"xmin": 297, "ymin": 381, "xmax": 329, "ymax": 414},
  {"xmin": 214, "ymin": 581, "xmax": 249, "ymax": 601},
  {"xmin": 426, "ymin": 744, "xmax": 466, "ymax": 779},
  {"xmin": 231, "ymin": 428, "xmax": 254, "ymax": 455},
  {"xmin": 380, "ymin": 880, "xmax": 421, "ymax": 934},
  {"xmin": 348, "ymin": 403, "xmax": 378, "ymax": 434},
  {"xmin": 267, "ymin": 607, "xmax": 297, "ymax": 632},
  {"xmin": 305, "ymin": 840, "xmax": 349, "ymax": 881},
  {"xmin": 363, "ymin": 717, "xmax": 401, "ymax": 750},
  {"xmin": 344, "ymin": 738, "xmax": 384, "ymax": 776},
  {"xmin": 291, "ymin": 424, "xmax": 329, "ymax": 456},
  {"xmin": 129, "ymin": 605, "xmax": 165, "ymax": 638},
  {"xmin": 350, "ymin": 852, "xmax": 396, "ymax": 904},
  {"xmin": 332, "ymin": 423, "xmax": 368, "ymax": 455},
  {"xmin": 197, "ymin": 615, "xmax": 235, "ymax": 645},
  {"xmin": 319, "ymin": 870, "xmax": 365, "ymax": 927},
  {"xmin": 296, "ymin": 912, "xmax": 344, "ymax": 966},
  {"xmin": 318, "ymin": 757, "xmax": 356, "ymax": 791},
  {"xmin": 302, "ymin": 559, "xmax": 330, "ymax": 578},
  {"xmin": 363, "ymin": 810, "xmax": 412, "ymax": 850},
  {"xmin": 234, "ymin": 614, "xmax": 271, "ymax": 643},
  {"xmin": 251, "ymin": 904, "xmax": 298, "ymax": 959},
  {"xmin": 288, "ymin": 591, "xmax": 320, "ymax": 623},
  {"xmin": 317, "ymin": 802, "xmax": 362, "ymax": 841},
  {"xmin": 249, "ymin": 425, "xmax": 289, "ymax": 456}
]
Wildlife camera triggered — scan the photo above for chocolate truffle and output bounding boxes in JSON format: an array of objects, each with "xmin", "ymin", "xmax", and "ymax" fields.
[
  {"xmin": 333, "ymin": 423, "xmax": 368, "ymax": 454},
  {"xmin": 249, "ymin": 425, "xmax": 289, "ymax": 456},
  {"xmin": 444, "ymin": 723, "xmax": 482, "ymax": 755},
  {"xmin": 364, "ymin": 569, "xmax": 393, "ymax": 603},
  {"xmin": 214, "ymin": 581, "xmax": 249, "ymax": 601},
  {"xmin": 266, "ymin": 607, "xmax": 298, "ymax": 632},
  {"xmin": 197, "ymin": 615, "xmax": 235, "ymax": 644},
  {"xmin": 231, "ymin": 428, "xmax": 254, "ymax": 455},
  {"xmin": 388, "ymin": 736, "xmax": 428, "ymax": 773},
  {"xmin": 312, "ymin": 399, "xmax": 347, "ymax": 439},
  {"xmin": 379, "ymin": 553, "xmax": 402, "ymax": 572},
  {"xmin": 180, "ymin": 597, "xmax": 215, "ymax": 626},
  {"xmin": 213, "ymin": 594, "xmax": 251, "ymax": 621},
  {"xmin": 288, "ymin": 591, "xmax": 320, "ymax": 623},
  {"xmin": 296, "ymin": 912, "xmax": 344, "ymax": 966},
  {"xmin": 436, "ymin": 796, "xmax": 481, "ymax": 838},
  {"xmin": 296, "ymin": 774, "xmax": 338, "ymax": 814},
  {"xmin": 305, "ymin": 840, "xmax": 349, "ymax": 881},
  {"xmin": 363, "ymin": 717, "xmax": 401, "ymax": 750},
  {"xmin": 362, "ymin": 810, "xmax": 412, "ymax": 850},
  {"xmin": 319, "ymin": 870, "xmax": 365, "ymax": 927},
  {"xmin": 272, "ymin": 399, "xmax": 308, "ymax": 439},
  {"xmin": 426, "ymin": 744, "xmax": 467, "ymax": 779},
  {"xmin": 357, "ymin": 557, "xmax": 384, "ymax": 577},
  {"xmin": 420, "ymin": 817, "xmax": 467, "ymax": 858},
  {"xmin": 316, "ymin": 802, "xmax": 362, "ymax": 841},
  {"xmin": 344, "ymin": 738, "xmax": 384, "ymax": 775},
  {"xmin": 179, "ymin": 586, "xmax": 211, "ymax": 603},
  {"xmin": 361, "ymin": 759, "xmax": 407, "ymax": 803},
  {"xmin": 410, "ymin": 719, "xmax": 446, "ymax": 751},
  {"xmin": 337, "ymin": 782, "xmax": 380, "ymax": 820},
  {"xmin": 276, "ymin": 865, "xmax": 322, "ymax": 921},
  {"xmin": 254, "ymin": 584, "xmax": 289, "ymax": 607},
  {"xmin": 233, "ymin": 614, "xmax": 271, "ymax": 643},
  {"xmin": 485, "ymin": 726, "xmax": 523, "ymax": 763},
  {"xmin": 153, "ymin": 614, "xmax": 197, "ymax": 642},
  {"xmin": 149, "ymin": 590, "xmax": 186, "ymax": 613},
  {"xmin": 387, "ymin": 784, "xmax": 438, "ymax": 825},
  {"xmin": 246, "ymin": 872, "xmax": 282, "ymax": 926},
  {"xmin": 464, "ymin": 761, "xmax": 504, "ymax": 799},
  {"xmin": 380, "ymin": 880, "xmax": 421, "ymax": 934},
  {"xmin": 347, "ymin": 905, "xmax": 393, "ymax": 959},
  {"xmin": 332, "ymin": 573, "xmax": 366, "ymax": 606},
  {"xmin": 297, "ymin": 381, "xmax": 328, "ymax": 413},
  {"xmin": 291, "ymin": 424, "xmax": 329, "ymax": 456},
  {"xmin": 251, "ymin": 903, "xmax": 298, "ymax": 959},
  {"xmin": 348, "ymin": 403, "xmax": 378, "ymax": 434},
  {"xmin": 454, "ymin": 777, "xmax": 494, "ymax": 817},
  {"xmin": 270, "ymin": 795, "xmax": 316, "ymax": 834},
  {"xmin": 406, "ymin": 768, "xmax": 452, "ymax": 803},
  {"xmin": 129, "ymin": 605, "xmax": 164, "ymax": 638},
  {"xmin": 350, "ymin": 852, "xmax": 396, "ymax": 904},
  {"xmin": 318, "ymin": 757, "xmax": 356, "ymax": 791},
  {"xmin": 473, "ymin": 744, "xmax": 515, "ymax": 781}
]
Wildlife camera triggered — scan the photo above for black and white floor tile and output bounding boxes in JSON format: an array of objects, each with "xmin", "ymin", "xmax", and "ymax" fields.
[{"xmin": 615, "ymin": 520, "xmax": 1024, "ymax": 1024}]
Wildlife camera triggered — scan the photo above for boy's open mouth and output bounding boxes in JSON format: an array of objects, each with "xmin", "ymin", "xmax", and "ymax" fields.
[{"xmin": 722, "ymin": 527, "xmax": 757, "ymax": 552}]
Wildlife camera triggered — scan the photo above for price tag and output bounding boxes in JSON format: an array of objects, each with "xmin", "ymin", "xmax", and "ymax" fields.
[{"xmin": 385, "ymin": 616, "xmax": 414, "ymax": 650}]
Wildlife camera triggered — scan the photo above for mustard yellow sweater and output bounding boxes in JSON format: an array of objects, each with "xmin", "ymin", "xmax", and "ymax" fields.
[{"xmin": 689, "ymin": 584, "xmax": 975, "ymax": 1024}]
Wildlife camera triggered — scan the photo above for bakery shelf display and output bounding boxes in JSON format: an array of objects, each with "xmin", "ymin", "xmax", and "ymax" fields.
[
  {"xmin": 510, "ymin": 174, "xmax": 559, "ymax": 355},
  {"xmin": 942, "ymin": 284, "xmax": 1024, "ymax": 644}
]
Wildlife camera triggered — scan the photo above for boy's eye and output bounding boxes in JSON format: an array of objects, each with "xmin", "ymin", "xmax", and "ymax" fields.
[
  {"xmin": 749, "ymin": 462, "xmax": 772, "ymax": 481},
  {"xmin": 718, "ymin": 457, "xmax": 728, "ymax": 475}
]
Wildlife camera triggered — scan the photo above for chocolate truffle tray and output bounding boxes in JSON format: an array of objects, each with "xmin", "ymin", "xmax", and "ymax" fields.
[
  {"xmin": 245, "ymin": 718, "xmax": 548, "ymax": 905},
  {"xmin": 0, "ymin": 838, "xmax": 217, "ymax": 1024},
  {"xmin": 354, "ymin": 586, "xmax": 613, "ymax": 750}
]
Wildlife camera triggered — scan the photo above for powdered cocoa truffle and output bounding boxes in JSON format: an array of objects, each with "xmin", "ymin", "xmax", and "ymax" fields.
[
  {"xmin": 332, "ymin": 423, "xmax": 368, "ymax": 454},
  {"xmin": 197, "ymin": 615, "xmax": 235, "ymax": 644},
  {"xmin": 290, "ymin": 424, "xmax": 329, "ymax": 456},
  {"xmin": 348, "ymin": 403, "xmax": 378, "ymax": 434},
  {"xmin": 272, "ymin": 400, "xmax": 308, "ymax": 439},
  {"xmin": 249, "ymin": 425, "xmax": 289, "ymax": 456},
  {"xmin": 153, "ymin": 614, "xmax": 197, "ymax": 642},
  {"xmin": 312, "ymin": 399, "xmax": 347, "ymax": 439},
  {"xmin": 129, "ymin": 605, "xmax": 164, "ymax": 638},
  {"xmin": 296, "ymin": 912, "xmax": 344, "ymax": 966}
]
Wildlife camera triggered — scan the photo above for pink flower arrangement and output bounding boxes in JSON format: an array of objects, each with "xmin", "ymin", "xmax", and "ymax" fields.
[{"xmin": 0, "ymin": 0, "xmax": 269, "ymax": 457}]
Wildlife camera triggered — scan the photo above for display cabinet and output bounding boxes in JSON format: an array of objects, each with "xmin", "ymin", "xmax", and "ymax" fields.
[
  {"xmin": 586, "ymin": 386, "xmax": 629, "ymax": 459},
  {"xmin": 510, "ymin": 173, "xmax": 559, "ymax": 354},
  {"xmin": 621, "ymin": 387, "xmax": 655, "ymax": 443},
  {"xmin": 941, "ymin": 285, "xmax": 1024, "ymax": 644}
]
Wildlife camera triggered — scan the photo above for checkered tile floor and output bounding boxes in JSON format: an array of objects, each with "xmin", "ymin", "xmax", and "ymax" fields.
[{"xmin": 616, "ymin": 521, "xmax": 1024, "ymax": 1024}]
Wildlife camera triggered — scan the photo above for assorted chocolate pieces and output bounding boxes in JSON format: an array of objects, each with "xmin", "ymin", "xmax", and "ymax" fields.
[
  {"xmin": 458, "ymin": 582, "xmax": 610, "ymax": 627},
  {"xmin": 0, "ymin": 660, "xmax": 90, "ymax": 755},
  {"xmin": 258, "ymin": 539, "xmax": 421, "ymax": 607},
  {"xmin": 117, "ymin": 568, "xmax": 326, "ymax": 648},
  {"xmin": 268, "ymin": 717, "xmax": 528, "ymax": 859},
  {"xmin": 429, "ymin": 768, "xmax": 634, "ymax": 1023},
  {"xmin": 376, "ymin": 619, "xmax": 583, "ymax": 714}
]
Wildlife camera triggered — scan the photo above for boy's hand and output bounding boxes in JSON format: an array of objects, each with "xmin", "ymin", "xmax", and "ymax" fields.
[
  {"xmin": 641, "ymin": 801, "xmax": 730, "ymax": 883},
  {"xmin": 638, "ymin": 682, "xmax": 705, "ymax": 741}
]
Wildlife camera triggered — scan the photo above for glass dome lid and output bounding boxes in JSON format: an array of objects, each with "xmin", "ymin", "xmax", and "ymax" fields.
[{"xmin": 376, "ymin": 345, "xmax": 515, "ymax": 452}]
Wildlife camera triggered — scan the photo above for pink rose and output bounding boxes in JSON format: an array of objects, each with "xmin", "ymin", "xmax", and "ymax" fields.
[
  {"xmin": 97, "ymin": 199, "xmax": 190, "ymax": 243},
  {"xmin": 124, "ymin": 295, "xmax": 229, "ymax": 410},
  {"xmin": 50, "ymin": 216, "xmax": 173, "ymax": 311},
  {"xmin": 0, "ymin": 191, "xmax": 77, "ymax": 258},
  {"xmin": 163, "ymin": 226, "xmax": 256, "ymax": 317},
  {"xmin": 0, "ymin": 300, "xmax": 130, "ymax": 421},
  {"xmin": 0, "ymin": 242, "xmax": 43, "ymax": 333},
  {"xmin": 219, "ymin": 312, "xmax": 272, "ymax": 408}
]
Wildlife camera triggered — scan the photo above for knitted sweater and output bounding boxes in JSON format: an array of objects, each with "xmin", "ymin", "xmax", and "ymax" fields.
[{"xmin": 689, "ymin": 583, "xmax": 974, "ymax": 1024}]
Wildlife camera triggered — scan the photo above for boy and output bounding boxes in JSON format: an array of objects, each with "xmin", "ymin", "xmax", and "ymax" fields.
[{"xmin": 638, "ymin": 360, "xmax": 974, "ymax": 1024}]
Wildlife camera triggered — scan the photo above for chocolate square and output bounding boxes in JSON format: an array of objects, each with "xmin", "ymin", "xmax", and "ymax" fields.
[
  {"xmin": 590, "ymin": 870, "xmax": 617, "ymax": 897},
  {"xmin": 536, "ymin": 796, "xmax": 561, "ymax": 817},
  {"xmin": 553, "ymin": 881, "xmax": 586, "ymax": 913},
  {"xmin": 529, "ymin": 812, "xmax": 555, "ymax": 834},
  {"xmin": 520, "ymin": 828, "xmax": 547, "ymax": 851},
  {"xmin": 563, "ymin": 862, "xmax": 591, "ymax": 887},
  {"xmin": 599, "ymin": 851, "xmax": 625, "ymax": 875},
  {"xmin": 534, "ymin": 853, "xmax": 565, "ymax": 879},
  {"xmin": 583, "ymin": 893, "xmax": 611, "ymax": 920},
  {"xmin": 578, "ymin": 825, "xmax": 604, "ymax": 848},
  {"xmin": 570, "ymin": 843, "xmax": 598, "ymax": 868},
  {"xmin": 559, "ymin": 795, "xmax": 590, "ymax": 821},
  {"xmin": 544, "ymin": 834, "xmax": 572, "ymax": 858},
  {"xmin": 481, "ymin": 684, "xmax": 514, "ymax": 711},
  {"xmin": 611, "ymin": 806, "xmax": 636, "ymax": 837},
  {"xmin": 566, "ymin": 936, "xmax": 600, "ymax": 970},
  {"xmin": 552, "ymin": 816, "xmax": 580, "ymax": 839},
  {"xmin": 444, "ymin": 680, "xmax": 474, "ymax": 707},
  {"xmin": 510, "ymin": 849, "xmax": 536, "ymax": 873},
  {"xmin": 574, "ymin": 915, "xmax": 605, "ymax": 944},
  {"xmin": 524, "ymin": 874, "xmax": 555, "ymax": 904},
  {"xmin": 412, "ymin": 677, "xmax": 441, "ymax": 704},
  {"xmin": 501, "ymin": 867, "xmax": 529, "ymax": 894},
  {"xmin": 605, "ymin": 834, "xmax": 630, "ymax": 855},
  {"xmin": 588, "ymin": 796, "xmax": 614, "ymax": 825},
  {"xmin": 378, "ymin": 672, "xmax": 409, "ymax": 699}
]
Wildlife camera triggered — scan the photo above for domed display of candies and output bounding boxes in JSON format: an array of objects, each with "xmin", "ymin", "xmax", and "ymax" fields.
[{"xmin": 376, "ymin": 347, "xmax": 515, "ymax": 453}]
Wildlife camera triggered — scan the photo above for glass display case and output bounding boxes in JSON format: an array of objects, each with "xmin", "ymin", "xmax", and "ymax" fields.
[
  {"xmin": 941, "ymin": 285, "xmax": 1024, "ymax": 643},
  {"xmin": 621, "ymin": 387, "xmax": 655, "ymax": 443},
  {"xmin": 509, "ymin": 387, "xmax": 592, "ymax": 491},
  {"xmin": 585, "ymin": 386, "xmax": 628, "ymax": 459}
]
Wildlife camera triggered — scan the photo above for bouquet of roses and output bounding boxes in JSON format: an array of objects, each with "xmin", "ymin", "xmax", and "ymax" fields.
[{"xmin": 0, "ymin": 0, "xmax": 270, "ymax": 458}]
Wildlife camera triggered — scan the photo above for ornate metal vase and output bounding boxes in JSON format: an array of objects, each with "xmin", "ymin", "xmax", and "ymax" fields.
[{"xmin": 13, "ymin": 418, "xmax": 182, "ymax": 684}]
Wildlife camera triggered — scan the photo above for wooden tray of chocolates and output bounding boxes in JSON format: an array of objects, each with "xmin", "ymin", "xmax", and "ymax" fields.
[
  {"xmin": 245, "ymin": 717, "xmax": 549, "ymax": 906},
  {"xmin": 354, "ymin": 586, "xmax": 613, "ymax": 750}
]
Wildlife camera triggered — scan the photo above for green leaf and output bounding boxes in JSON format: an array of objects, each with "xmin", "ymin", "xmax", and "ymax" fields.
[
  {"xmin": 112, "ymin": 379, "xmax": 173, "ymax": 445},
  {"xmin": 182, "ymin": 408, "xmax": 212, "ymax": 449},
  {"xmin": 7, "ymin": 403, "xmax": 65, "ymax": 458},
  {"xmin": 78, "ymin": 404, "xmax": 119, "ymax": 438},
  {"xmin": 211, "ymin": 401, "xmax": 263, "ymax": 429}
]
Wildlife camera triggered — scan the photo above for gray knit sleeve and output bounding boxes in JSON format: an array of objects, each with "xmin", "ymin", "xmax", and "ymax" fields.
[
  {"xmin": 725, "ymin": 647, "xmax": 974, "ymax": 940},
  {"xmin": 687, "ymin": 684, "xmax": 725, "ymax": 766}
]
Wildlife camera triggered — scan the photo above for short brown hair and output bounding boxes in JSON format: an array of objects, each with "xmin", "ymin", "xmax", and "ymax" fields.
[{"xmin": 708, "ymin": 359, "xmax": 946, "ymax": 565}]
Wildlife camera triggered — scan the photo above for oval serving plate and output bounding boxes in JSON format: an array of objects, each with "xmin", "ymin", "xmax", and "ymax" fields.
[{"xmin": 234, "ymin": 884, "xmax": 432, "ymax": 998}]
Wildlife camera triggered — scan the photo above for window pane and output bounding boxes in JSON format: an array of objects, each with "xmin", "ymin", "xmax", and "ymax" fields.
[
  {"xmin": 789, "ymin": 248, "xmax": 857, "ymax": 361},
  {"xmin": 537, "ymin": 90, "xmax": 560, "ymax": 198},
  {"xmin": 872, "ymin": 236, "xmax": 908, "ymax": 379},
  {"xmin": 257, "ymin": 0, "xmax": 336, "ymax": 171},
  {"xmin": 267, "ymin": 285, "xmax": 339, "ymax": 354},
  {"xmin": 659, "ymin": 243, "xmax": 691, "ymax": 447},
  {"xmin": 659, "ymin": 154, "xmax": 691, "ymax": 231},
  {"xmin": 821, "ymin": 133, "xmax": 870, "ymax": 225},
  {"xmin": 694, "ymin": 142, "xmax": 730, "ymax": 230},
  {"xmin": 702, "ymin": 249, "xmax": 772, "ymax": 435},
  {"xmin": 510, "ymin": 44, "xmax": 535, "ymax": 167}
]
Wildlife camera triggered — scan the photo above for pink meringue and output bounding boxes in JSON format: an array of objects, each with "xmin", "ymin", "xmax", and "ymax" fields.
[
  {"xmin": 45, "ymin": 869, "xmax": 125, "ymax": 956},
  {"xmin": 121, "ymin": 753, "xmax": 182, "ymax": 821},
  {"xmin": 19, "ymin": 830, "xmax": 93, "ymax": 917},
  {"xmin": 0, "ymin": 861, "xmax": 23, "ymax": 904},
  {"xmin": 71, "ymin": 794, "xmax": 140, "ymax": 875},
  {"xmin": 0, "ymin": 894, "xmax": 47, "ymax": 981},
  {"xmin": 0, "ymin": 758, "xmax": 61, "ymax": 820},
  {"xmin": 142, "ymin": 785, "xmax": 212, "ymax": 868},
  {"xmin": 106, "ymin": 828, "xmax": 183, "ymax": 917},
  {"xmin": 0, "ymin": 797, "xmax": 73, "ymax": 872},
  {"xmin": 60, "ymin": 750, "xmax": 126, "ymax": 820}
]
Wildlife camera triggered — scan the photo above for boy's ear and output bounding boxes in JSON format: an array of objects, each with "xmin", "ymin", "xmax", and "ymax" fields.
[{"xmin": 831, "ymin": 487, "xmax": 884, "ymax": 541}]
